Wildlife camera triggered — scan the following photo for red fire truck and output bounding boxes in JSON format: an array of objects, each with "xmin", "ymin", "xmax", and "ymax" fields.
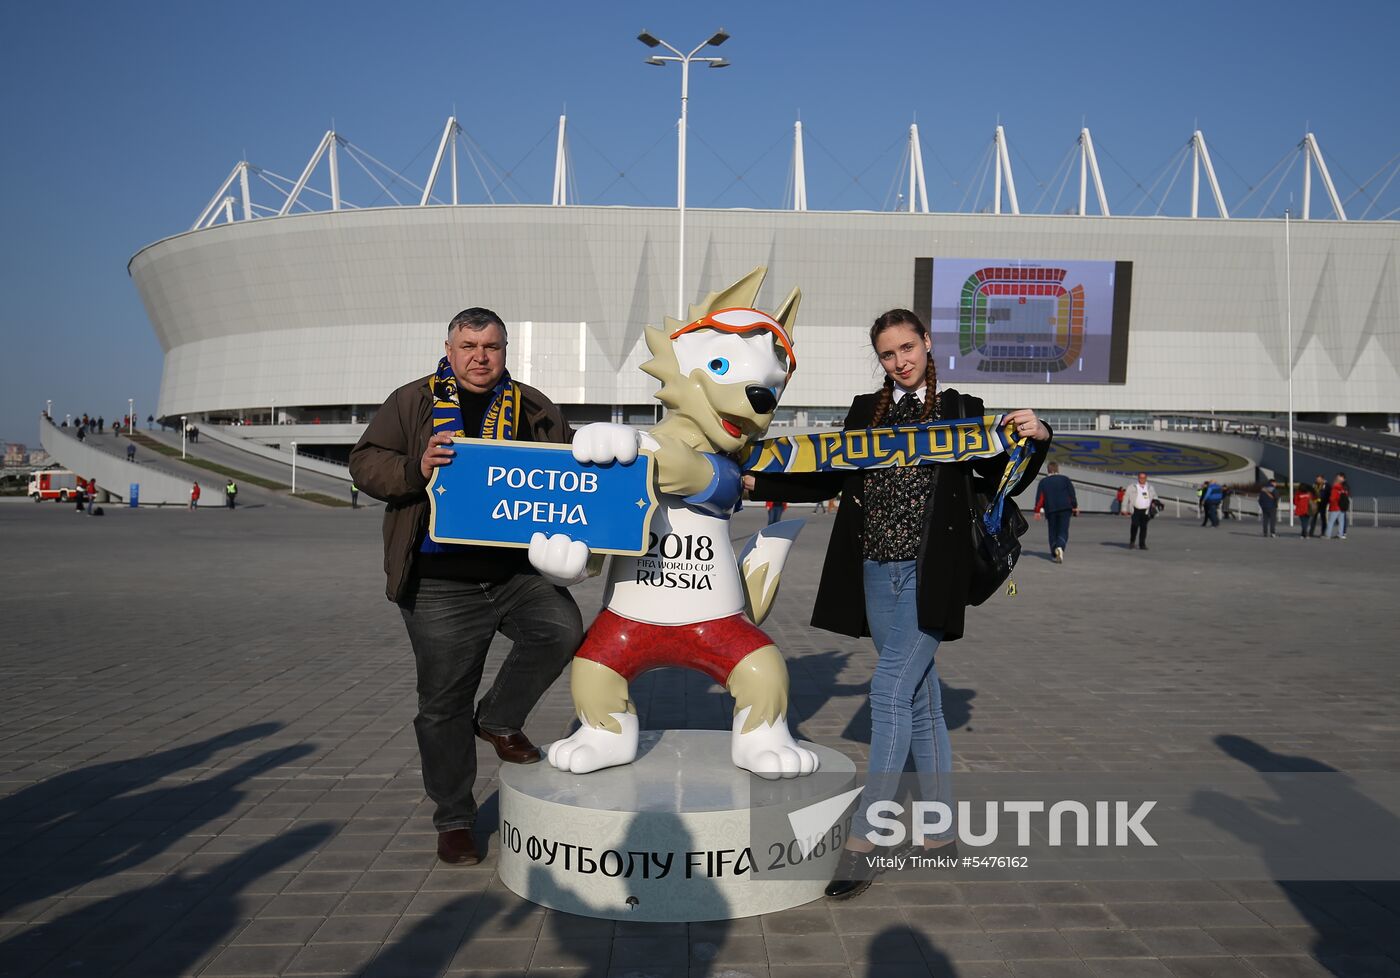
[{"xmin": 27, "ymin": 470, "xmax": 89, "ymax": 502}]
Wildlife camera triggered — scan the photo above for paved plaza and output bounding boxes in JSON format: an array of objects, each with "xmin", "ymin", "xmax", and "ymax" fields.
[{"xmin": 2, "ymin": 498, "xmax": 1399, "ymax": 978}]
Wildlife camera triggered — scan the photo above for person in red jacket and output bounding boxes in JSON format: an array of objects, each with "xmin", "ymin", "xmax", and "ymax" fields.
[
  {"xmin": 1292, "ymin": 484, "xmax": 1313, "ymax": 538},
  {"xmin": 190, "ymin": 482, "xmax": 201, "ymax": 511},
  {"xmin": 1325, "ymin": 473, "xmax": 1350, "ymax": 539}
]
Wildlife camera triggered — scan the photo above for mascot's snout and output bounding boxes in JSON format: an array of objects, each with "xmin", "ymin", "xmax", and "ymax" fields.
[{"xmin": 745, "ymin": 385, "xmax": 777, "ymax": 414}]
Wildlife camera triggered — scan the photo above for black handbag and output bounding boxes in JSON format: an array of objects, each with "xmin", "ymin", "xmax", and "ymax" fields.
[{"xmin": 960, "ymin": 394, "xmax": 1029, "ymax": 606}]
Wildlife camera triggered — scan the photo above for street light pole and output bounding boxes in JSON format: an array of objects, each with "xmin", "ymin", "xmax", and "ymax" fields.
[
  {"xmin": 638, "ymin": 28, "xmax": 730, "ymax": 320},
  {"xmin": 1285, "ymin": 208, "xmax": 1295, "ymax": 528},
  {"xmin": 181, "ymin": 415, "xmax": 188, "ymax": 458},
  {"xmin": 128, "ymin": 398, "xmax": 133, "ymax": 437},
  {"xmin": 291, "ymin": 441, "xmax": 298, "ymax": 494}
]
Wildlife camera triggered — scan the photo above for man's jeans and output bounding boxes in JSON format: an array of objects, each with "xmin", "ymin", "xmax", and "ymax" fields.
[
  {"xmin": 1046, "ymin": 510, "xmax": 1071, "ymax": 552},
  {"xmin": 1202, "ymin": 502, "xmax": 1220, "ymax": 527},
  {"xmin": 1326, "ymin": 511, "xmax": 1345, "ymax": 538},
  {"xmin": 853, "ymin": 560, "xmax": 951, "ymax": 842},
  {"xmin": 399, "ymin": 574, "xmax": 583, "ymax": 831},
  {"xmin": 1260, "ymin": 509, "xmax": 1277, "ymax": 536}
]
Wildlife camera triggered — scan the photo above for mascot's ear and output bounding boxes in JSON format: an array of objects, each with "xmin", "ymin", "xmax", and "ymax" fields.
[
  {"xmin": 690, "ymin": 266, "xmax": 767, "ymax": 321},
  {"xmin": 773, "ymin": 286, "xmax": 800, "ymax": 338}
]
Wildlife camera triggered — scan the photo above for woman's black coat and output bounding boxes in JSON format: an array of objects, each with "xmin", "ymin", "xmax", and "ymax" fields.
[{"xmin": 750, "ymin": 387, "xmax": 1049, "ymax": 643}]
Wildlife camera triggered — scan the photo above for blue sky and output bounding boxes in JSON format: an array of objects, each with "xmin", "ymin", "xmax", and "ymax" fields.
[{"xmin": 2, "ymin": 0, "xmax": 1397, "ymax": 445}]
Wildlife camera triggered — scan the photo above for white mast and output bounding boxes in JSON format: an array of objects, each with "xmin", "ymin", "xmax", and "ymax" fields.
[
  {"xmin": 192, "ymin": 163, "xmax": 244, "ymax": 230},
  {"xmin": 908, "ymin": 123, "xmax": 929, "ymax": 213},
  {"xmin": 552, "ymin": 115, "xmax": 569, "ymax": 206},
  {"xmin": 993, "ymin": 125, "xmax": 1020, "ymax": 215},
  {"xmin": 279, "ymin": 130, "xmax": 335, "ymax": 216},
  {"xmin": 1190, "ymin": 130, "xmax": 1229, "ymax": 218},
  {"xmin": 1078, "ymin": 128, "xmax": 1109, "ymax": 215},
  {"xmin": 421, "ymin": 117, "xmax": 459, "ymax": 206},
  {"xmin": 792, "ymin": 120, "xmax": 807, "ymax": 211},
  {"xmin": 1301, "ymin": 132, "xmax": 1347, "ymax": 221}
]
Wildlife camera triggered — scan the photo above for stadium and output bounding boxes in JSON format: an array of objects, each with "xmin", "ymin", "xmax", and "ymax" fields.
[{"xmin": 127, "ymin": 118, "xmax": 1400, "ymax": 462}]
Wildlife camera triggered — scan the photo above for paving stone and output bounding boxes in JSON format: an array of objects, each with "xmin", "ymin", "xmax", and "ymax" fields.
[{"xmin": 4, "ymin": 506, "xmax": 1400, "ymax": 978}]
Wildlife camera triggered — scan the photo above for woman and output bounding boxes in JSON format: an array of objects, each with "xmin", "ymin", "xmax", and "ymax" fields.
[{"xmin": 746, "ymin": 308, "xmax": 1051, "ymax": 900}]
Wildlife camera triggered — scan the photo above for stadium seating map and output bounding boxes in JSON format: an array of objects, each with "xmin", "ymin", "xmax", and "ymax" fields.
[{"xmin": 925, "ymin": 258, "xmax": 1128, "ymax": 384}]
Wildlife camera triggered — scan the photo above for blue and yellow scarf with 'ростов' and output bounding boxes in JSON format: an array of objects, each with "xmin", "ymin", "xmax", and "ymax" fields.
[{"xmin": 742, "ymin": 415, "xmax": 1032, "ymax": 535}]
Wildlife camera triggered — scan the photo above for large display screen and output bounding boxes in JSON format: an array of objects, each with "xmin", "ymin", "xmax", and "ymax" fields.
[{"xmin": 914, "ymin": 258, "xmax": 1132, "ymax": 384}]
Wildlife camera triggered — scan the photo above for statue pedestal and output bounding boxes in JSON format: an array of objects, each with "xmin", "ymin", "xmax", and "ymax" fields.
[{"xmin": 498, "ymin": 729, "xmax": 856, "ymax": 921}]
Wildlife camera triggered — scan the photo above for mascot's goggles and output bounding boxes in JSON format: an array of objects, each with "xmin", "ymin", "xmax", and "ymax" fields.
[{"xmin": 670, "ymin": 307, "xmax": 796, "ymax": 379}]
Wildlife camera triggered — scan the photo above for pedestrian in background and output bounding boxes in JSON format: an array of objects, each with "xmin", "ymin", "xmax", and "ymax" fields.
[
  {"xmin": 1111, "ymin": 485, "xmax": 1125, "ymax": 516},
  {"xmin": 766, "ymin": 499, "xmax": 786, "ymax": 525},
  {"xmin": 1293, "ymin": 483, "xmax": 1313, "ymax": 538},
  {"xmin": 1257, "ymin": 479, "xmax": 1278, "ymax": 537},
  {"xmin": 190, "ymin": 482, "xmax": 201, "ymax": 511},
  {"xmin": 1129, "ymin": 472, "xmax": 1157, "ymax": 550},
  {"xmin": 1309, "ymin": 475, "xmax": 1327, "ymax": 537},
  {"xmin": 126, "ymin": 442, "xmax": 136, "ymax": 463},
  {"xmin": 1326, "ymin": 473, "xmax": 1350, "ymax": 539},
  {"xmin": 1200, "ymin": 481, "xmax": 1222, "ymax": 527},
  {"xmin": 350, "ymin": 482, "xmax": 359, "ymax": 509},
  {"xmin": 225, "ymin": 479, "xmax": 238, "ymax": 510},
  {"xmin": 1034, "ymin": 461, "xmax": 1078, "ymax": 563}
]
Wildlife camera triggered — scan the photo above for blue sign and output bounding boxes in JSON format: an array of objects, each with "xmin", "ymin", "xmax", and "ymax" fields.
[
  {"xmin": 129, "ymin": 483, "xmax": 139, "ymax": 508},
  {"xmin": 427, "ymin": 438, "xmax": 658, "ymax": 555}
]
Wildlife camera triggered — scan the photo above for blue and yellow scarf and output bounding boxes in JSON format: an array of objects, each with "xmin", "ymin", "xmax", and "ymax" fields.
[
  {"xmin": 742, "ymin": 416, "xmax": 1032, "ymax": 535},
  {"xmin": 431, "ymin": 356, "xmax": 520, "ymax": 441}
]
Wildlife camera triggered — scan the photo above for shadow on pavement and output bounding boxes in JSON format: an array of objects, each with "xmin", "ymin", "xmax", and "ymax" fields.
[
  {"xmin": 1192, "ymin": 734, "xmax": 1400, "ymax": 976},
  {"xmin": 863, "ymin": 924, "xmax": 958, "ymax": 976},
  {"xmin": 0, "ymin": 723, "xmax": 311, "ymax": 918},
  {"xmin": 0, "ymin": 822, "xmax": 333, "ymax": 977}
]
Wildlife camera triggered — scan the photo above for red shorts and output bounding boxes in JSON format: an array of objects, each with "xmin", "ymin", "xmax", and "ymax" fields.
[{"xmin": 575, "ymin": 609, "xmax": 774, "ymax": 685}]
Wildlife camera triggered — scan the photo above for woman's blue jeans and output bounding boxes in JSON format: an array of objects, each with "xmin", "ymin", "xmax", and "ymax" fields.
[{"xmin": 852, "ymin": 559, "xmax": 953, "ymax": 843}]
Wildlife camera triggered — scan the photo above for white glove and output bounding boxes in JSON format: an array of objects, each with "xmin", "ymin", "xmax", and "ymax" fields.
[
  {"xmin": 529, "ymin": 531, "xmax": 590, "ymax": 587},
  {"xmin": 572, "ymin": 423, "xmax": 641, "ymax": 465}
]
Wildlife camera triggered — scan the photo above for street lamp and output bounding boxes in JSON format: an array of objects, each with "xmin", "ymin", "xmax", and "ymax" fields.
[
  {"xmin": 1285, "ymin": 209, "xmax": 1295, "ymax": 527},
  {"xmin": 181, "ymin": 415, "xmax": 187, "ymax": 458},
  {"xmin": 271, "ymin": 396, "xmax": 276, "ymax": 426},
  {"xmin": 291, "ymin": 441, "xmax": 298, "ymax": 494},
  {"xmin": 45, "ymin": 399, "xmax": 52, "ymax": 419},
  {"xmin": 128, "ymin": 398, "xmax": 134, "ymax": 437},
  {"xmin": 637, "ymin": 27, "xmax": 730, "ymax": 320}
]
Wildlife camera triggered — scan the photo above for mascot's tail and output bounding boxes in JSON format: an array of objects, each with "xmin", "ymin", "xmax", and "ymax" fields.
[{"xmin": 738, "ymin": 519, "xmax": 804, "ymax": 626}]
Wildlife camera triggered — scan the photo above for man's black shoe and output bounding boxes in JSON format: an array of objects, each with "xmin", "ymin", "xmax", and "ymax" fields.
[{"xmin": 436, "ymin": 829, "xmax": 481, "ymax": 865}]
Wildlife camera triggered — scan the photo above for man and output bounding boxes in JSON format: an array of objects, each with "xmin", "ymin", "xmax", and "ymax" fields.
[
  {"xmin": 349, "ymin": 307, "xmax": 583, "ymax": 867},
  {"xmin": 350, "ymin": 481, "xmax": 359, "ymax": 509},
  {"xmin": 1128, "ymin": 471, "xmax": 1157, "ymax": 550},
  {"xmin": 126, "ymin": 442, "xmax": 136, "ymax": 463},
  {"xmin": 1325, "ymin": 472, "xmax": 1350, "ymax": 540},
  {"xmin": 190, "ymin": 482, "xmax": 200, "ymax": 510},
  {"xmin": 1034, "ymin": 461, "xmax": 1078, "ymax": 563},
  {"xmin": 1200, "ymin": 481, "xmax": 1222, "ymax": 527},
  {"xmin": 225, "ymin": 479, "xmax": 238, "ymax": 510},
  {"xmin": 1309, "ymin": 475, "xmax": 1328, "ymax": 537},
  {"xmin": 1257, "ymin": 479, "xmax": 1278, "ymax": 538}
]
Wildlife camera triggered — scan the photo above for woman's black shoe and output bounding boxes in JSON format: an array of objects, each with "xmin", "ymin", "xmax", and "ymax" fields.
[{"xmin": 824, "ymin": 846, "xmax": 876, "ymax": 900}]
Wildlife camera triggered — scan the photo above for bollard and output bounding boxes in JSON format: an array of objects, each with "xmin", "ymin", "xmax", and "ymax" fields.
[{"xmin": 129, "ymin": 484, "xmax": 140, "ymax": 508}]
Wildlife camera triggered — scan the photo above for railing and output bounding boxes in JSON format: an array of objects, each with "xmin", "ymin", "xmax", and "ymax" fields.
[{"xmin": 1155, "ymin": 413, "xmax": 1400, "ymax": 478}]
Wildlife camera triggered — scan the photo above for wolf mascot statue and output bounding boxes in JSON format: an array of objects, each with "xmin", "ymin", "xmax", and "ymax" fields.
[{"xmin": 527, "ymin": 267, "xmax": 819, "ymax": 780}]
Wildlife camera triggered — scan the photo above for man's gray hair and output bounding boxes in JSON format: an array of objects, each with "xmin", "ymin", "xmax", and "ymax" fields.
[{"xmin": 447, "ymin": 307, "xmax": 507, "ymax": 339}]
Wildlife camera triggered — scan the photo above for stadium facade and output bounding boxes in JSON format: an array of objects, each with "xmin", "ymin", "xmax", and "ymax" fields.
[{"xmin": 129, "ymin": 123, "xmax": 1400, "ymax": 447}]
